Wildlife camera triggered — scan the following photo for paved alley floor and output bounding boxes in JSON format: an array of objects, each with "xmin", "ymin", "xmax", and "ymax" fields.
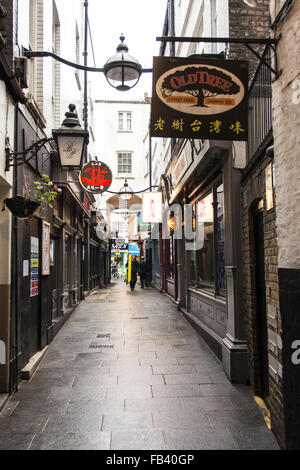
[{"xmin": 0, "ymin": 280, "xmax": 278, "ymax": 450}]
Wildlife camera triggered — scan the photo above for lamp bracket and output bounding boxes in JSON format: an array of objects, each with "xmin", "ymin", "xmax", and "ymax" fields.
[
  {"xmin": 22, "ymin": 49, "xmax": 152, "ymax": 74},
  {"xmin": 156, "ymin": 35, "xmax": 281, "ymax": 80},
  {"xmin": 106, "ymin": 185, "xmax": 159, "ymax": 195},
  {"xmin": 5, "ymin": 136, "xmax": 54, "ymax": 171}
]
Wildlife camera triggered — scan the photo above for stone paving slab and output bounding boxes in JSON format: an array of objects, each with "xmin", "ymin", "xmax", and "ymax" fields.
[
  {"xmin": 0, "ymin": 281, "xmax": 278, "ymax": 450},
  {"xmin": 28, "ymin": 431, "xmax": 111, "ymax": 450},
  {"xmin": 102, "ymin": 412, "xmax": 153, "ymax": 431},
  {"xmin": 111, "ymin": 430, "xmax": 166, "ymax": 450}
]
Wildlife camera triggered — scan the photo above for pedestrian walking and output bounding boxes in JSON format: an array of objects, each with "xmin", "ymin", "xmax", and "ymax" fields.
[
  {"xmin": 126, "ymin": 255, "xmax": 139, "ymax": 291},
  {"xmin": 139, "ymin": 256, "xmax": 148, "ymax": 289}
]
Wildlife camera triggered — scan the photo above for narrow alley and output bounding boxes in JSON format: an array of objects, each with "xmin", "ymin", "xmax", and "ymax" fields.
[{"xmin": 0, "ymin": 281, "xmax": 278, "ymax": 451}]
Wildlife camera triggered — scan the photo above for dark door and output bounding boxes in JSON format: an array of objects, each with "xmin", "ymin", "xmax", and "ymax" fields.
[
  {"xmin": 253, "ymin": 204, "xmax": 269, "ymax": 399},
  {"xmin": 20, "ymin": 217, "xmax": 41, "ymax": 366},
  {"xmin": 50, "ymin": 237, "xmax": 59, "ymax": 319}
]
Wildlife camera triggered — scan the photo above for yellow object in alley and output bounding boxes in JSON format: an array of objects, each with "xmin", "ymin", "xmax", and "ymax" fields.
[{"xmin": 127, "ymin": 254, "xmax": 132, "ymax": 282}]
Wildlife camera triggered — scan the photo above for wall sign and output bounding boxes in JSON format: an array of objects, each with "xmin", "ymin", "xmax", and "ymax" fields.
[
  {"xmin": 42, "ymin": 220, "xmax": 50, "ymax": 275},
  {"xmin": 142, "ymin": 192, "xmax": 162, "ymax": 223},
  {"xmin": 30, "ymin": 237, "xmax": 39, "ymax": 297},
  {"xmin": 79, "ymin": 161, "xmax": 113, "ymax": 193},
  {"xmin": 128, "ymin": 243, "xmax": 140, "ymax": 256},
  {"xmin": 150, "ymin": 57, "xmax": 248, "ymax": 141}
]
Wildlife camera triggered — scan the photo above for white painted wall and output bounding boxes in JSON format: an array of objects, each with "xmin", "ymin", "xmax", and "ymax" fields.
[
  {"xmin": 93, "ymin": 100, "xmax": 151, "ymax": 229},
  {"xmin": 271, "ymin": 0, "xmax": 300, "ymax": 269},
  {"xmin": 17, "ymin": 0, "xmax": 87, "ymax": 135}
]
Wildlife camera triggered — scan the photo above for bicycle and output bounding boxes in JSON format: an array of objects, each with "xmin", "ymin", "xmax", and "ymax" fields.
[{"xmin": 111, "ymin": 269, "xmax": 119, "ymax": 279}]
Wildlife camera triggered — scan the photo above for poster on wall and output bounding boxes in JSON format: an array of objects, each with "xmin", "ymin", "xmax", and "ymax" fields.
[
  {"xmin": 150, "ymin": 56, "xmax": 248, "ymax": 141},
  {"xmin": 42, "ymin": 220, "xmax": 50, "ymax": 275},
  {"xmin": 30, "ymin": 236, "xmax": 39, "ymax": 297},
  {"xmin": 142, "ymin": 192, "xmax": 162, "ymax": 223}
]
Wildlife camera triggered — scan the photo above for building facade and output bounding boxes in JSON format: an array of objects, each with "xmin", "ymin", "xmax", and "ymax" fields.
[
  {"xmin": 151, "ymin": 0, "xmax": 300, "ymax": 450},
  {"xmin": 0, "ymin": 0, "xmax": 107, "ymax": 395},
  {"xmin": 94, "ymin": 98, "xmax": 151, "ymax": 257}
]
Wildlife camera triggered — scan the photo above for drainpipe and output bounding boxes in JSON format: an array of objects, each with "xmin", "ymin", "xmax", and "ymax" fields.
[
  {"xmin": 83, "ymin": 0, "xmax": 88, "ymax": 163},
  {"xmin": 10, "ymin": 103, "xmax": 19, "ymax": 392}
]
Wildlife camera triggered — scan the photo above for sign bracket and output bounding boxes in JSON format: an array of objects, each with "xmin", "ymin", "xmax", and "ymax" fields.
[{"xmin": 156, "ymin": 36, "xmax": 281, "ymax": 81}]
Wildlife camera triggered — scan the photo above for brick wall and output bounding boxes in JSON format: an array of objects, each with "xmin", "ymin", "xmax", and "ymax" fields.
[
  {"xmin": 242, "ymin": 154, "xmax": 284, "ymax": 448},
  {"xmin": 229, "ymin": 0, "xmax": 270, "ymax": 79}
]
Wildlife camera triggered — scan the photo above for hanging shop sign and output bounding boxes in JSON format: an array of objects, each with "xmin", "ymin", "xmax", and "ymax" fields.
[
  {"xmin": 42, "ymin": 220, "xmax": 50, "ymax": 275},
  {"xmin": 137, "ymin": 211, "xmax": 151, "ymax": 232},
  {"xmin": 142, "ymin": 192, "xmax": 162, "ymax": 224},
  {"xmin": 150, "ymin": 57, "xmax": 248, "ymax": 141},
  {"xmin": 128, "ymin": 242, "xmax": 140, "ymax": 256},
  {"xmin": 79, "ymin": 161, "xmax": 112, "ymax": 193}
]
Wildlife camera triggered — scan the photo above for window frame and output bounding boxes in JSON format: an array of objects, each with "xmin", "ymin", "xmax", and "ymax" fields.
[
  {"xmin": 117, "ymin": 152, "xmax": 133, "ymax": 175},
  {"xmin": 118, "ymin": 111, "xmax": 132, "ymax": 132}
]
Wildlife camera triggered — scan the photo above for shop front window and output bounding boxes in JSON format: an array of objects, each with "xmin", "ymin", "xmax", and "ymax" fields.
[
  {"xmin": 189, "ymin": 181, "xmax": 225, "ymax": 297},
  {"xmin": 216, "ymin": 183, "xmax": 226, "ymax": 296},
  {"xmin": 196, "ymin": 192, "xmax": 215, "ymax": 292},
  {"xmin": 168, "ymin": 235, "xmax": 175, "ymax": 279}
]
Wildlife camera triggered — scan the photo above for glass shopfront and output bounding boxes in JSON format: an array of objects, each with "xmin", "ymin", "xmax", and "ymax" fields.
[{"xmin": 189, "ymin": 180, "xmax": 225, "ymax": 297}]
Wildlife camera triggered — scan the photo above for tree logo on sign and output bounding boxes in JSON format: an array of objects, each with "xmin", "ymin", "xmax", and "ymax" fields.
[{"xmin": 156, "ymin": 64, "xmax": 245, "ymax": 115}]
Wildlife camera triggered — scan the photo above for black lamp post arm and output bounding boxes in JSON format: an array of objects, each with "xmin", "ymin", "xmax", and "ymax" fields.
[
  {"xmin": 23, "ymin": 50, "xmax": 153, "ymax": 74},
  {"xmin": 24, "ymin": 50, "xmax": 105, "ymax": 72},
  {"xmin": 5, "ymin": 136, "xmax": 54, "ymax": 171}
]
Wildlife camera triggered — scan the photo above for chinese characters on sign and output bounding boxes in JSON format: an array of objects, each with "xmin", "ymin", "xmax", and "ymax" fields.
[
  {"xmin": 150, "ymin": 57, "xmax": 248, "ymax": 141},
  {"xmin": 79, "ymin": 161, "xmax": 113, "ymax": 194}
]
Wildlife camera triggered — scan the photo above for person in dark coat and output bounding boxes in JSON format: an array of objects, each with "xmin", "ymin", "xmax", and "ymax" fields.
[
  {"xmin": 139, "ymin": 256, "xmax": 148, "ymax": 289},
  {"xmin": 126, "ymin": 255, "xmax": 139, "ymax": 291}
]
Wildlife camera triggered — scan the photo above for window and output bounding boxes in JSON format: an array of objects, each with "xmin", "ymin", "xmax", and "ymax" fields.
[
  {"xmin": 118, "ymin": 153, "xmax": 132, "ymax": 174},
  {"xmin": 216, "ymin": 183, "xmax": 225, "ymax": 295},
  {"xmin": 118, "ymin": 112, "xmax": 132, "ymax": 131},
  {"xmin": 189, "ymin": 180, "xmax": 226, "ymax": 296},
  {"xmin": 210, "ymin": 0, "xmax": 217, "ymax": 54},
  {"xmin": 197, "ymin": 192, "xmax": 215, "ymax": 292}
]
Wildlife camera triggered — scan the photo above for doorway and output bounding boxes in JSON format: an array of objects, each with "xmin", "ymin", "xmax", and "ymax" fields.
[{"xmin": 253, "ymin": 200, "xmax": 269, "ymax": 399}]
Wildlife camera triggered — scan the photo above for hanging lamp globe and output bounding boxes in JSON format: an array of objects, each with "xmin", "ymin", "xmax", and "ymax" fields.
[
  {"xmin": 119, "ymin": 179, "xmax": 133, "ymax": 201},
  {"xmin": 104, "ymin": 35, "xmax": 142, "ymax": 91}
]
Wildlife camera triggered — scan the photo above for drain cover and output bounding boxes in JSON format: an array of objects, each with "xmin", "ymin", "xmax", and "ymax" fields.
[{"xmin": 89, "ymin": 344, "xmax": 114, "ymax": 349}]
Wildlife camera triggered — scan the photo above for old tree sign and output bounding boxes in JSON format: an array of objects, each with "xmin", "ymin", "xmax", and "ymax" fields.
[{"xmin": 150, "ymin": 57, "xmax": 248, "ymax": 141}]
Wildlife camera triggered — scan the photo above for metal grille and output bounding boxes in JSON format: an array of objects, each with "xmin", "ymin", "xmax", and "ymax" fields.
[{"xmin": 247, "ymin": 45, "xmax": 273, "ymax": 164}]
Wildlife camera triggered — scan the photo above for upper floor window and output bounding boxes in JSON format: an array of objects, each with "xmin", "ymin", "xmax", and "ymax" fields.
[
  {"xmin": 118, "ymin": 112, "xmax": 132, "ymax": 131},
  {"xmin": 118, "ymin": 152, "xmax": 132, "ymax": 174}
]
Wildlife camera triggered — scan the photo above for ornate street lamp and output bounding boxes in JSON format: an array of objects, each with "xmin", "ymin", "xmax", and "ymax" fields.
[
  {"xmin": 104, "ymin": 35, "xmax": 142, "ymax": 91},
  {"xmin": 119, "ymin": 179, "xmax": 133, "ymax": 201},
  {"xmin": 5, "ymin": 104, "xmax": 89, "ymax": 171},
  {"xmin": 52, "ymin": 104, "xmax": 89, "ymax": 170}
]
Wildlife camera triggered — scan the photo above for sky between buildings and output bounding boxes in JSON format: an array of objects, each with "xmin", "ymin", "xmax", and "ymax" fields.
[{"xmin": 88, "ymin": 0, "xmax": 168, "ymax": 101}]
